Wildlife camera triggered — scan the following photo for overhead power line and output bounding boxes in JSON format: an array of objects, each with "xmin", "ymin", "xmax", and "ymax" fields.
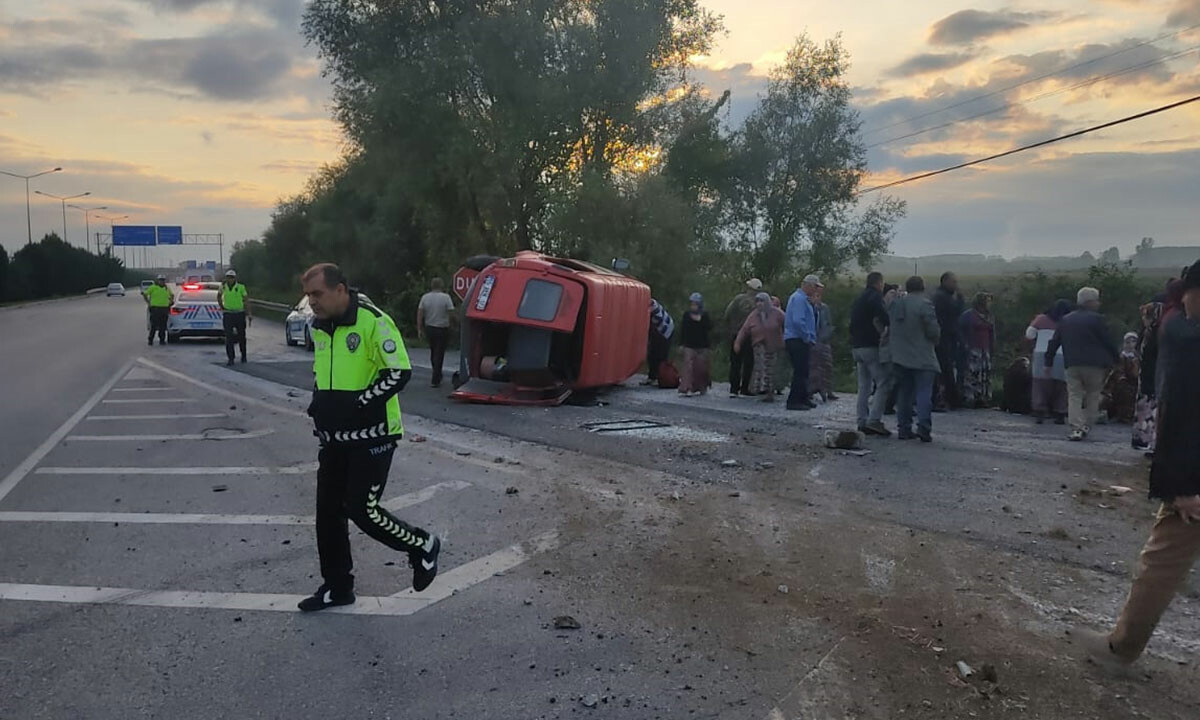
[
  {"xmin": 867, "ymin": 44, "xmax": 1200, "ymax": 149},
  {"xmin": 859, "ymin": 94, "xmax": 1200, "ymax": 194},
  {"xmin": 864, "ymin": 21, "xmax": 1200, "ymax": 136}
]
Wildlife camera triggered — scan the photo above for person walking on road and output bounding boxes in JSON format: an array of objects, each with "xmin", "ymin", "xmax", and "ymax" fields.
[
  {"xmin": 297, "ymin": 263, "xmax": 441, "ymax": 612},
  {"xmin": 932, "ymin": 272, "xmax": 965, "ymax": 411},
  {"xmin": 809, "ymin": 288, "xmax": 837, "ymax": 402},
  {"xmin": 889, "ymin": 276, "xmax": 941, "ymax": 442},
  {"xmin": 1026, "ymin": 300, "xmax": 1071, "ymax": 424},
  {"xmin": 1077, "ymin": 259, "xmax": 1200, "ymax": 667},
  {"xmin": 850, "ymin": 272, "xmax": 891, "ymax": 436},
  {"xmin": 142, "ymin": 274, "xmax": 173, "ymax": 346},
  {"xmin": 725, "ymin": 279, "xmax": 761, "ymax": 397},
  {"xmin": 958, "ymin": 292, "xmax": 996, "ymax": 408},
  {"xmin": 678, "ymin": 292, "xmax": 713, "ymax": 396},
  {"xmin": 218, "ymin": 269, "xmax": 251, "ymax": 366},
  {"xmin": 1046, "ymin": 287, "xmax": 1120, "ymax": 441},
  {"xmin": 784, "ymin": 275, "xmax": 821, "ymax": 411},
  {"xmin": 734, "ymin": 292, "xmax": 786, "ymax": 402},
  {"xmin": 417, "ymin": 277, "xmax": 456, "ymax": 388}
]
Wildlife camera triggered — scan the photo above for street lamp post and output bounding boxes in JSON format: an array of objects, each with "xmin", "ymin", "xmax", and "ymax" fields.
[
  {"xmin": 68, "ymin": 205, "xmax": 108, "ymax": 254},
  {"xmin": 35, "ymin": 190, "xmax": 91, "ymax": 246},
  {"xmin": 96, "ymin": 214, "xmax": 130, "ymax": 261},
  {"xmin": 0, "ymin": 167, "xmax": 63, "ymax": 244}
]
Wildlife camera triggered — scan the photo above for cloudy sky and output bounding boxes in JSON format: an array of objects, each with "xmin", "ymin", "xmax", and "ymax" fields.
[{"xmin": 2, "ymin": 0, "xmax": 1198, "ymax": 264}]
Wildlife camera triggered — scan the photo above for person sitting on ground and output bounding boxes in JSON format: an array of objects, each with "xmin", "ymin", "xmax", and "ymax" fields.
[
  {"xmin": 1077, "ymin": 259, "xmax": 1200, "ymax": 667},
  {"xmin": 1046, "ymin": 287, "xmax": 1120, "ymax": 441},
  {"xmin": 734, "ymin": 293, "xmax": 786, "ymax": 403},
  {"xmin": 1102, "ymin": 332, "xmax": 1140, "ymax": 424},
  {"xmin": 1000, "ymin": 357, "xmax": 1032, "ymax": 415}
]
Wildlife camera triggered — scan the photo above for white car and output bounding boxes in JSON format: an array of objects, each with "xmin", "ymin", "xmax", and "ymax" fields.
[
  {"xmin": 167, "ymin": 289, "xmax": 225, "ymax": 343},
  {"xmin": 106, "ymin": 283, "xmax": 126, "ymax": 297},
  {"xmin": 285, "ymin": 293, "xmax": 373, "ymax": 350}
]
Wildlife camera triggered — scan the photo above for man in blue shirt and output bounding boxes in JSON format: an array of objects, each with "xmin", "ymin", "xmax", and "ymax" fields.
[{"xmin": 785, "ymin": 274, "xmax": 822, "ymax": 410}]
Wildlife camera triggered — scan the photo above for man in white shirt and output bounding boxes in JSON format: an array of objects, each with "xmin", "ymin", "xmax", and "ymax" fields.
[{"xmin": 417, "ymin": 278, "xmax": 456, "ymax": 387}]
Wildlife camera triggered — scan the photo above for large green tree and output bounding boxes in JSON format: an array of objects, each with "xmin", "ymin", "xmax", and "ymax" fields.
[{"xmin": 735, "ymin": 35, "xmax": 905, "ymax": 283}]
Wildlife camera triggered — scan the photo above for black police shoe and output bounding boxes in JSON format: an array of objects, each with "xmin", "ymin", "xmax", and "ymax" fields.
[
  {"xmin": 410, "ymin": 535, "xmax": 441, "ymax": 592},
  {"xmin": 297, "ymin": 584, "xmax": 355, "ymax": 612}
]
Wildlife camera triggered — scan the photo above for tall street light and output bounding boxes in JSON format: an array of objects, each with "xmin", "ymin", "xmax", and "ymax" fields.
[
  {"xmin": 35, "ymin": 190, "xmax": 91, "ymax": 246},
  {"xmin": 68, "ymin": 204, "xmax": 108, "ymax": 254},
  {"xmin": 0, "ymin": 166, "xmax": 63, "ymax": 244},
  {"xmin": 96, "ymin": 214, "xmax": 130, "ymax": 258}
]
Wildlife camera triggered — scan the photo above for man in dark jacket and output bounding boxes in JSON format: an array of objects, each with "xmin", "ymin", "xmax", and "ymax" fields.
[
  {"xmin": 1046, "ymin": 286, "xmax": 1120, "ymax": 441},
  {"xmin": 932, "ymin": 272, "xmax": 965, "ymax": 410},
  {"xmin": 1076, "ymin": 260, "xmax": 1200, "ymax": 667},
  {"xmin": 849, "ymin": 272, "xmax": 891, "ymax": 436}
]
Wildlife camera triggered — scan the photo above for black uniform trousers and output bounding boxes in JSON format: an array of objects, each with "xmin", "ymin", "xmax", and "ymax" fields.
[
  {"xmin": 426, "ymin": 326, "xmax": 449, "ymax": 386},
  {"xmin": 728, "ymin": 336, "xmax": 754, "ymax": 394},
  {"xmin": 148, "ymin": 307, "xmax": 169, "ymax": 344},
  {"xmin": 316, "ymin": 440, "xmax": 430, "ymax": 592},
  {"xmin": 223, "ymin": 311, "xmax": 247, "ymax": 361}
]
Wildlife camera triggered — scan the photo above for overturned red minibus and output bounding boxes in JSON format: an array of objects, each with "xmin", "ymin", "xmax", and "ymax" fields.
[{"xmin": 450, "ymin": 251, "xmax": 650, "ymax": 405}]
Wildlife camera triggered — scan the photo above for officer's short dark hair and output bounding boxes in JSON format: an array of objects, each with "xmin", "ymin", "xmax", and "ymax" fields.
[
  {"xmin": 906, "ymin": 276, "xmax": 925, "ymax": 293},
  {"xmin": 866, "ymin": 272, "xmax": 883, "ymax": 288},
  {"xmin": 940, "ymin": 271, "xmax": 955, "ymax": 285},
  {"xmin": 302, "ymin": 263, "xmax": 347, "ymax": 290}
]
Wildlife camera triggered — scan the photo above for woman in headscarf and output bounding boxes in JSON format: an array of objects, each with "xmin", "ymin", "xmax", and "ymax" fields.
[
  {"xmin": 808, "ymin": 286, "xmax": 837, "ymax": 402},
  {"xmin": 1025, "ymin": 299, "xmax": 1071, "ymax": 424},
  {"xmin": 734, "ymin": 292, "xmax": 786, "ymax": 402},
  {"xmin": 880, "ymin": 284, "xmax": 900, "ymax": 415},
  {"xmin": 1103, "ymin": 332, "xmax": 1140, "ymax": 424},
  {"xmin": 1133, "ymin": 300, "xmax": 1164, "ymax": 450},
  {"xmin": 678, "ymin": 292, "xmax": 713, "ymax": 396},
  {"xmin": 958, "ymin": 292, "xmax": 996, "ymax": 408}
]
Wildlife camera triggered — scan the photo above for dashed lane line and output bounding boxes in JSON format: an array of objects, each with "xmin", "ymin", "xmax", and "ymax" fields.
[
  {"xmin": 110, "ymin": 387, "xmax": 173, "ymax": 393},
  {"xmin": 34, "ymin": 463, "xmax": 318, "ymax": 476},
  {"xmin": 66, "ymin": 429, "xmax": 275, "ymax": 442},
  {"xmin": 0, "ymin": 531, "xmax": 560, "ymax": 616},
  {"xmin": 86, "ymin": 414, "xmax": 229, "ymax": 421},
  {"xmin": 101, "ymin": 398, "xmax": 189, "ymax": 404},
  {"xmin": 0, "ymin": 480, "xmax": 471, "ymax": 525},
  {"xmin": 137, "ymin": 356, "xmax": 308, "ymax": 418},
  {"xmin": 0, "ymin": 361, "xmax": 134, "ymax": 506}
]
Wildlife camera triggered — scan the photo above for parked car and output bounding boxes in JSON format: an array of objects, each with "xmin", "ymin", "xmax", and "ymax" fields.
[
  {"xmin": 167, "ymin": 289, "xmax": 224, "ymax": 343},
  {"xmin": 286, "ymin": 293, "xmax": 374, "ymax": 350},
  {"xmin": 106, "ymin": 283, "xmax": 126, "ymax": 297},
  {"xmin": 451, "ymin": 251, "xmax": 649, "ymax": 406},
  {"xmin": 140, "ymin": 280, "xmax": 153, "ymax": 292}
]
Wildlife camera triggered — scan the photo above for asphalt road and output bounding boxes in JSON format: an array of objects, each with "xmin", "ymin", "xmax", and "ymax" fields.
[{"xmin": 2, "ymin": 294, "xmax": 1198, "ymax": 719}]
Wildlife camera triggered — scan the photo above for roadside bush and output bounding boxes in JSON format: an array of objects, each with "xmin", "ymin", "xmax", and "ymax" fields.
[{"xmin": 3, "ymin": 233, "xmax": 126, "ymax": 302}]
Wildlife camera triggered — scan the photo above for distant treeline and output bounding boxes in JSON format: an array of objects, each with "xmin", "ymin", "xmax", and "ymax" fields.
[{"xmin": 1, "ymin": 233, "xmax": 136, "ymax": 303}]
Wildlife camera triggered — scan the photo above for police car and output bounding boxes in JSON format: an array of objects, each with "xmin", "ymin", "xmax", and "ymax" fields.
[{"xmin": 166, "ymin": 287, "xmax": 224, "ymax": 343}]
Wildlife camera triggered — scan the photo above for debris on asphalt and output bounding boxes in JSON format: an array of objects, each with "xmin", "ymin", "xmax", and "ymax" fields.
[
  {"xmin": 1108, "ymin": 485, "xmax": 1133, "ymax": 496},
  {"xmin": 553, "ymin": 615, "xmax": 582, "ymax": 630},
  {"xmin": 955, "ymin": 661, "xmax": 975, "ymax": 679},
  {"xmin": 824, "ymin": 429, "xmax": 864, "ymax": 450},
  {"xmin": 979, "ymin": 663, "xmax": 999, "ymax": 683},
  {"xmin": 211, "ymin": 484, "xmax": 228, "ymax": 493},
  {"xmin": 728, "ymin": 491, "xmax": 741, "ymax": 498},
  {"xmin": 505, "ymin": 486, "xmax": 519, "ymax": 495},
  {"xmin": 456, "ymin": 450, "xmax": 472, "ymax": 456},
  {"xmin": 838, "ymin": 449, "xmax": 872, "ymax": 457},
  {"xmin": 777, "ymin": 584, "xmax": 789, "ymax": 594},
  {"xmin": 720, "ymin": 459, "xmax": 740, "ymax": 468},
  {"xmin": 409, "ymin": 435, "xmax": 427, "ymax": 443},
  {"xmin": 754, "ymin": 461, "xmax": 775, "ymax": 470},
  {"xmin": 581, "ymin": 694, "xmax": 599, "ymax": 708},
  {"xmin": 670, "ymin": 491, "xmax": 682, "ymax": 501},
  {"xmin": 494, "ymin": 456, "xmax": 505, "ymax": 464}
]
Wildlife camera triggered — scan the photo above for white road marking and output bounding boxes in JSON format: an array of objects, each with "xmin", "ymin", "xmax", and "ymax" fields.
[
  {"xmin": 101, "ymin": 399, "xmax": 189, "ymax": 404},
  {"xmin": 137, "ymin": 357, "xmax": 308, "ymax": 418},
  {"xmin": 35, "ymin": 463, "xmax": 318, "ymax": 476},
  {"xmin": 86, "ymin": 414, "xmax": 229, "ymax": 421},
  {"xmin": 0, "ymin": 480, "xmax": 471, "ymax": 525},
  {"xmin": 0, "ymin": 361, "xmax": 134, "ymax": 505},
  {"xmin": 110, "ymin": 387, "xmax": 172, "ymax": 393},
  {"xmin": 0, "ymin": 530, "xmax": 559, "ymax": 616},
  {"xmin": 66, "ymin": 429, "xmax": 275, "ymax": 442}
]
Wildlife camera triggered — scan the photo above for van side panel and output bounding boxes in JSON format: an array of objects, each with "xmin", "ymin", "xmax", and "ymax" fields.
[{"xmin": 576, "ymin": 276, "xmax": 651, "ymax": 387}]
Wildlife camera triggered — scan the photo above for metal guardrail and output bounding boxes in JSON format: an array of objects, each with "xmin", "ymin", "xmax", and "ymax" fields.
[{"xmin": 248, "ymin": 299, "xmax": 293, "ymax": 313}]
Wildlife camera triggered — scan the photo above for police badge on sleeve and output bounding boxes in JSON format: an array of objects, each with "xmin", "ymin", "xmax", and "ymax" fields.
[
  {"xmin": 382, "ymin": 339, "xmax": 397, "ymax": 354},
  {"xmin": 346, "ymin": 332, "xmax": 361, "ymax": 352}
]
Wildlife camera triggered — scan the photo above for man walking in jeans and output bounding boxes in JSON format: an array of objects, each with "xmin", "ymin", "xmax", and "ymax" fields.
[
  {"xmin": 1046, "ymin": 287, "xmax": 1119, "ymax": 441},
  {"xmin": 784, "ymin": 275, "xmax": 821, "ymax": 411},
  {"xmin": 1076, "ymin": 259, "xmax": 1200, "ymax": 666},
  {"xmin": 850, "ymin": 272, "xmax": 891, "ymax": 436},
  {"xmin": 417, "ymin": 278, "xmax": 455, "ymax": 388},
  {"xmin": 888, "ymin": 276, "xmax": 940, "ymax": 442}
]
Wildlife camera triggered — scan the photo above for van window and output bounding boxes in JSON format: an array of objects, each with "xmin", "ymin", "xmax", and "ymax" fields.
[{"xmin": 517, "ymin": 279, "xmax": 564, "ymax": 322}]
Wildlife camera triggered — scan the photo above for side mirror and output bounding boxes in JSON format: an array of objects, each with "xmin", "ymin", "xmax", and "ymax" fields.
[{"xmin": 611, "ymin": 258, "xmax": 631, "ymax": 272}]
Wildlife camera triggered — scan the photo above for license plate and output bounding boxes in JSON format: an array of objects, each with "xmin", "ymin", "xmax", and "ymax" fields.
[
  {"xmin": 475, "ymin": 275, "xmax": 495, "ymax": 311},
  {"xmin": 191, "ymin": 322, "xmax": 214, "ymax": 329}
]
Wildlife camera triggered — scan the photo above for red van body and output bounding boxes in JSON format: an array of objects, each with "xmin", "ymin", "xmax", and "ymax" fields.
[{"xmin": 451, "ymin": 251, "xmax": 650, "ymax": 405}]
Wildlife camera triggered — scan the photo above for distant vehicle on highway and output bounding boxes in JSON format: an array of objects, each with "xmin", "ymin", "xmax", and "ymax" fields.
[
  {"xmin": 451, "ymin": 251, "xmax": 650, "ymax": 406},
  {"xmin": 167, "ymin": 289, "xmax": 224, "ymax": 343},
  {"xmin": 106, "ymin": 283, "xmax": 126, "ymax": 297},
  {"xmin": 286, "ymin": 293, "xmax": 374, "ymax": 350},
  {"xmin": 140, "ymin": 280, "xmax": 153, "ymax": 291}
]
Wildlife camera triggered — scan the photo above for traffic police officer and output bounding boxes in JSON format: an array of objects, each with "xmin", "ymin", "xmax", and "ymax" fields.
[
  {"xmin": 297, "ymin": 263, "xmax": 441, "ymax": 611},
  {"xmin": 142, "ymin": 274, "xmax": 173, "ymax": 346},
  {"xmin": 218, "ymin": 269, "xmax": 251, "ymax": 365}
]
